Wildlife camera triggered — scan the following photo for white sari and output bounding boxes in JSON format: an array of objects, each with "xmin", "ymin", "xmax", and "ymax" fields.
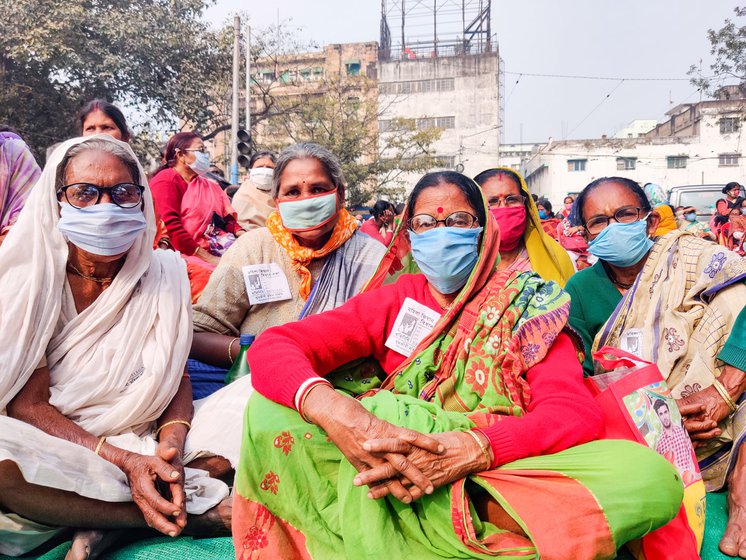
[{"xmin": 0, "ymin": 136, "xmax": 246, "ymax": 556}]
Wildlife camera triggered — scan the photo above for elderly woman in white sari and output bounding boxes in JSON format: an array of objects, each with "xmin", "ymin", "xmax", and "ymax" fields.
[{"xmin": 0, "ymin": 136, "xmax": 240, "ymax": 560}]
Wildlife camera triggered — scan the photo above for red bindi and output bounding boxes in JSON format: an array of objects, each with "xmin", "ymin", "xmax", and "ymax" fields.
[{"xmin": 437, "ymin": 207, "xmax": 444, "ymax": 214}]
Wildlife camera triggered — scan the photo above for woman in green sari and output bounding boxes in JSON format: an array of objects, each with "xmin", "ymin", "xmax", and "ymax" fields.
[{"xmin": 233, "ymin": 172, "xmax": 682, "ymax": 559}]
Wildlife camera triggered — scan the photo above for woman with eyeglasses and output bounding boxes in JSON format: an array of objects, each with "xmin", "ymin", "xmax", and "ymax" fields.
[
  {"xmin": 231, "ymin": 171, "xmax": 682, "ymax": 559},
  {"xmin": 149, "ymin": 132, "xmax": 244, "ymax": 268},
  {"xmin": 0, "ymin": 136, "xmax": 237, "ymax": 559},
  {"xmin": 473, "ymin": 168, "xmax": 574, "ymax": 286},
  {"xmin": 565, "ymin": 176, "xmax": 746, "ymax": 557}
]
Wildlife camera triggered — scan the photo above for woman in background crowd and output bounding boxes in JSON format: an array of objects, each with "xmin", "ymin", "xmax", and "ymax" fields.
[
  {"xmin": 79, "ymin": 99, "xmax": 171, "ymax": 249},
  {"xmin": 677, "ymin": 205, "xmax": 716, "ymax": 240},
  {"xmin": 0, "ymin": 126, "xmax": 40, "ymax": 246},
  {"xmin": 190, "ymin": 142, "xmax": 385, "ymax": 369},
  {"xmin": 360, "ymin": 199, "xmax": 396, "ymax": 246},
  {"xmin": 724, "ymin": 181, "xmax": 746, "ymax": 210},
  {"xmin": 232, "ymin": 151, "xmax": 277, "ymax": 231},
  {"xmin": 557, "ymin": 194, "xmax": 575, "ymax": 219},
  {"xmin": 150, "ymin": 132, "xmax": 244, "ymax": 267},
  {"xmin": 473, "ymin": 167, "xmax": 574, "ymax": 285}
]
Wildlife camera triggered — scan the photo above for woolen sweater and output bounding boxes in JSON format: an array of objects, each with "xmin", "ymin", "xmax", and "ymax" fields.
[{"xmin": 249, "ymin": 273, "xmax": 603, "ymax": 468}]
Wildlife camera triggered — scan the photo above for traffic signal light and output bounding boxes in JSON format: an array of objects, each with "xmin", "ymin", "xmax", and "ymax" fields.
[{"xmin": 237, "ymin": 129, "xmax": 252, "ymax": 168}]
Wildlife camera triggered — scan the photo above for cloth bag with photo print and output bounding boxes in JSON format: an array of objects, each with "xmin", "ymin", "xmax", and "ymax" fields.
[{"xmin": 586, "ymin": 346, "xmax": 705, "ymax": 560}]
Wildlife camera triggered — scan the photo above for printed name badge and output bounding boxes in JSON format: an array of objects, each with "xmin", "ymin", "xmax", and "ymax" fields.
[
  {"xmin": 620, "ymin": 328, "xmax": 644, "ymax": 358},
  {"xmin": 242, "ymin": 263, "xmax": 292, "ymax": 305},
  {"xmin": 384, "ymin": 297, "xmax": 442, "ymax": 357}
]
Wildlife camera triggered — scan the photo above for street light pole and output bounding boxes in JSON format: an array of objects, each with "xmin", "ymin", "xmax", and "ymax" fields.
[
  {"xmin": 245, "ymin": 24, "xmax": 251, "ymax": 133},
  {"xmin": 230, "ymin": 15, "xmax": 241, "ymax": 185}
]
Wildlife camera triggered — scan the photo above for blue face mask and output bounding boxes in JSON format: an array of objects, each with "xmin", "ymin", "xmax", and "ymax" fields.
[
  {"xmin": 58, "ymin": 202, "xmax": 147, "ymax": 256},
  {"xmin": 410, "ymin": 226, "xmax": 482, "ymax": 294},
  {"xmin": 588, "ymin": 219, "xmax": 653, "ymax": 267},
  {"xmin": 278, "ymin": 191, "xmax": 339, "ymax": 232},
  {"xmin": 188, "ymin": 151, "xmax": 211, "ymax": 176},
  {"xmin": 538, "ymin": 210, "xmax": 548, "ymax": 220},
  {"xmin": 685, "ymin": 212, "xmax": 697, "ymax": 222}
]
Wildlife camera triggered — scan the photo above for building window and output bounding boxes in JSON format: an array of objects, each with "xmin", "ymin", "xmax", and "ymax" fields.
[
  {"xmin": 436, "ymin": 155, "xmax": 456, "ymax": 168},
  {"xmin": 345, "ymin": 61, "xmax": 361, "ymax": 76},
  {"xmin": 667, "ymin": 156, "xmax": 688, "ymax": 169},
  {"xmin": 436, "ymin": 116, "xmax": 455, "ymax": 129},
  {"xmin": 616, "ymin": 157, "xmax": 636, "ymax": 170},
  {"xmin": 436, "ymin": 78, "xmax": 455, "ymax": 92},
  {"xmin": 720, "ymin": 117, "xmax": 740, "ymax": 134},
  {"xmin": 719, "ymin": 153, "xmax": 740, "ymax": 167},
  {"xmin": 567, "ymin": 159, "xmax": 586, "ymax": 172}
]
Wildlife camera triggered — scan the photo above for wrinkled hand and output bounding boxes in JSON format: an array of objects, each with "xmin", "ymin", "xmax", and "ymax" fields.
[
  {"xmin": 677, "ymin": 387, "xmax": 729, "ymax": 448},
  {"xmin": 121, "ymin": 451, "xmax": 185, "ymax": 536},
  {"xmin": 156, "ymin": 440, "xmax": 187, "ymax": 531},
  {"xmin": 303, "ymin": 386, "xmax": 444, "ymax": 504},
  {"xmin": 353, "ymin": 430, "xmax": 489, "ymax": 501}
]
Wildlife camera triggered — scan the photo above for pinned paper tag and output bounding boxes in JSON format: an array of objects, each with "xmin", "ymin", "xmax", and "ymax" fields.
[
  {"xmin": 619, "ymin": 328, "xmax": 644, "ymax": 358},
  {"xmin": 384, "ymin": 297, "xmax": 442, "ymax": 357},
  {"xmin": 242, "ymin": 263, "xmax": 292, "ymax": 305}
]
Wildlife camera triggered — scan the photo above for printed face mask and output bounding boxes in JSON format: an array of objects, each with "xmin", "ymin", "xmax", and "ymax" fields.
[
  {"xmin": 250, "ymin": 167, "xmax": 274, "ymax": 192},
  {"xmin": 588, "ymin": 218, "xmax": 653, "ymax": 268},
  {"xmin": 188, "ymin": 151, "xmax": 211, "ymax": 177},
  {"xmin": 277, "ymin": 191, "xmax": 338, "ymax": 232},
  {"xmin": 410, "ymin": 226, "xmax": 482, "ymax": 294},
  {"xmin": 490, "ymin": 206, "xmax": 526, "ymax": 252},
  {"xmin": 58, "ymin": 202, "xmax": 146, "ymax": 256}
]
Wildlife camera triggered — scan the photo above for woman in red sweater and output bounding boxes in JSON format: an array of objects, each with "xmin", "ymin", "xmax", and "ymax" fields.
[
  {"xmin": 149, "ymin": 132, "xmax": 243, "ymax": 267},
  {"xmin": 233, "ymin": 172, "xmax": 683, "ymax": 559}
]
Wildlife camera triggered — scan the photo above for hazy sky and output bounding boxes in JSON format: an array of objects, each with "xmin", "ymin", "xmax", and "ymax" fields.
[{"xmin": 204, "ymin": 1, "xmax": 739, "ymax": 144}]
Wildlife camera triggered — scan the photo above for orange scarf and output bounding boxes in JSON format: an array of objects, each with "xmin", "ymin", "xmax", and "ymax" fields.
[{"xmin": 266, "ymin": 208, "xmax": 358, "ymax": 299}]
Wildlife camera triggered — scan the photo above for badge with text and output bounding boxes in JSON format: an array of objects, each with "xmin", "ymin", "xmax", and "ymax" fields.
[
  {"xmin": 242, "ymin": 263, "xmax": 292, "ymax": 305},
  {"xmin": 384, "ymin": 297, "xmax": 442, "ymax": 357},
  {"xmin": 620, "ymin": 328, "xmax": 644, "ymax": 358}
]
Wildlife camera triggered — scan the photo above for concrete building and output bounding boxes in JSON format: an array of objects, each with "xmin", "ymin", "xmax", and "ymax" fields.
[
  {"xmin": 377, "ymin": 52, "xmax": 501, "ymax": 183},
  {"xmin": 613, "ymin": 119, "xmax": 657, "ymax": 139},
  {"xmin": 523, "ymin": 90, "xmax": 746, "ymax": 206}
]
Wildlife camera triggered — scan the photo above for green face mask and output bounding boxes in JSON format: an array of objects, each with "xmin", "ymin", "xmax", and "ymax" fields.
[{"xmin": 277, "ymin": 191, "xmax": 338, "ymax": 232}]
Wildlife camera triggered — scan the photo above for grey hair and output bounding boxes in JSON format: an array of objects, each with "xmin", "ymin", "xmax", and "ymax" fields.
[
  {"xmin": 271, "ymin": 142, "xmax": 346, "ymax": 198},
  {"xmin": 56, "ymin": 138, "xmax": 141, "ymax": 190}
]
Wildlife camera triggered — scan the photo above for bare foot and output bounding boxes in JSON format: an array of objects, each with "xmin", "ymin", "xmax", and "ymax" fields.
[
  {"xmin": 65, "ymin": 529, "xmax": 126, "ymax": 560},
  {"xmin": 185, "ymin": 497, "xmax": 232, "ymax": 536},
  {"xmin": 721, "ymin": 446, "xmax": 746, "ymax": 557}
]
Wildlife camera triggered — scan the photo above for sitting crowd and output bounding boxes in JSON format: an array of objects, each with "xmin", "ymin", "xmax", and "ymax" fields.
[{"xmin": 0, "ymin": 102, "xmax": 745, "ymax": 560}]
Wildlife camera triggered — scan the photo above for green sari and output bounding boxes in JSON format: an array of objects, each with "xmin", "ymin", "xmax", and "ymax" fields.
[{"xmin": 233, "ymin": 191, "xmax": 682, "ymax": 559}]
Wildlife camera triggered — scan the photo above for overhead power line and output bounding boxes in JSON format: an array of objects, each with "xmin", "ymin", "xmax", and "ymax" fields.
[{"xmin": 504, "ymin": 71, "xmax": 699, "ymax": 82}]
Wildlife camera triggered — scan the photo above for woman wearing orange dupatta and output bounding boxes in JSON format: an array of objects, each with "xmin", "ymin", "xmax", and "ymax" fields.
[{"xmin": 233, "ymin": 171, "xmax": 682, "ymax": 559}]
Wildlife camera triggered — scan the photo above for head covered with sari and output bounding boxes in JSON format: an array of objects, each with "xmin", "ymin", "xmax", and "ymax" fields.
[
  {"xmin": 359, "ymin": 171, "xmax": 573, "ymax": 417},
  {"xmin": 470, "ymin": 167, "xmax": 574, "ymax": 286},
  {"xmin": 0, "ymin": 135, "xmax": 191, "ymax": 434}
]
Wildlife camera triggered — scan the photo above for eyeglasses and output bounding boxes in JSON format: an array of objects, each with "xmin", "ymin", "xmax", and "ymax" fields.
[
  {"xmin": 182, "ymin": 147, "xmax": 208, "ymax": 153},
  {"xmin": 408, "ymin": 211, "xmax": 478, "ymax": 234},
  {"xmin": 58, "ymin": 182, "xmax": 145, "ymax": 209},
  {"xmin": 487, "ymin": 194, "xmax": 526, "ymax": 208},
  {"xmin": 584, "ymin": 206, "xmax": 647, "ymax": 235}
]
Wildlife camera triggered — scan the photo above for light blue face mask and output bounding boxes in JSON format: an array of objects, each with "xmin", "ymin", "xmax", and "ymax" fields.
[
  {"xmin": 685, "ymin": 212, "xmax": 697, "ymax": 222},
  {"xmin": 188, "ymin": 151, "xmax": 211, "ymax": 176},
  {"xmin": 58, "ymin": 202, "xmax": 147, "ymax": 256},
  {"xmin": 410, "ymin": 226, "xmax": 483, "ymax": 294},
  {"xmin": 588, "ymin": 218, "xmax": 653, "ymax": 267},
  {"xmin": 277, "ymin": 191, "xmax": 339, "ymax": 232}
]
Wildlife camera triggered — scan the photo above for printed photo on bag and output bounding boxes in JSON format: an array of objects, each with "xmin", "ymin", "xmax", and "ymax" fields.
[{"xmin": 622, "ymin": 382, "xmax": 701, "ymax": 485}]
